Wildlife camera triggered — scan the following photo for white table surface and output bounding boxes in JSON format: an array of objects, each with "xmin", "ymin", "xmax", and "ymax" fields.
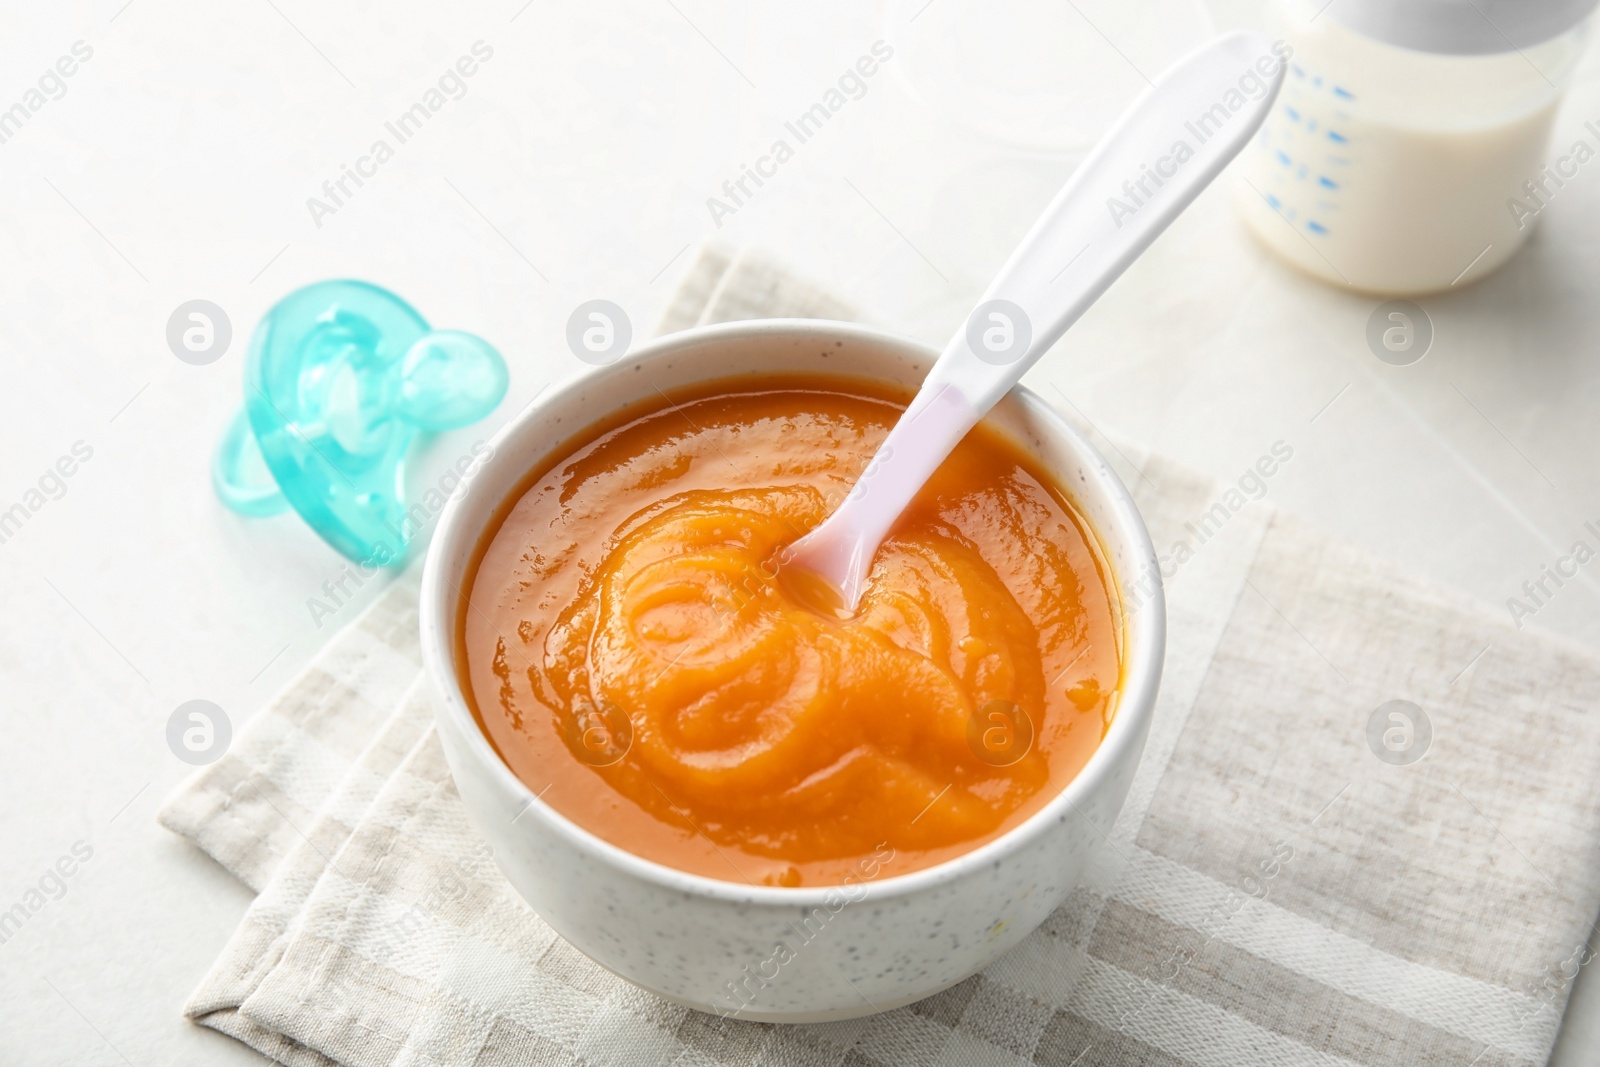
[{"xmin": 5, "ymin": 1, "xmax": 1600, "ymax": 1063}]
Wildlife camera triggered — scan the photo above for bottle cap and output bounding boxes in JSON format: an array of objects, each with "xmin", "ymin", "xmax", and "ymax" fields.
[{"xmin": 1322, "ymin": 0, "xmax": 1597, "ymax": 55}]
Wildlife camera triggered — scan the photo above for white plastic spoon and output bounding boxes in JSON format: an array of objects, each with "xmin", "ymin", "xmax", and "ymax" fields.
[{"xmin": 781, "ymin": 30, "xmax": 1286, "ymax": 614}]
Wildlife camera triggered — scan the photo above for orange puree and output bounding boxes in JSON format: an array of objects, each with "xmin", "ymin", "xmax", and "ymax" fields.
[{"xmin": 461, "ymin": 376, "xmax": 1121, "ymax": 887}]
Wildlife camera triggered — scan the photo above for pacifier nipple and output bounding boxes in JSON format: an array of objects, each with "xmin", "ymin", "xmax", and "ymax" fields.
[{"xmin": 398, "ymin": 330, "xmax": 509, "ymax": 432}]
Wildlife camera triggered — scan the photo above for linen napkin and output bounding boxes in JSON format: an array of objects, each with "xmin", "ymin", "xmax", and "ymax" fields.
[{"xmin": 161, "ymin": 246, "xmax": 1600, "ymax": 1067}]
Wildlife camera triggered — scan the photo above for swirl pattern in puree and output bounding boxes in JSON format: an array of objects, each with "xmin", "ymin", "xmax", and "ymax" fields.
[{"xmin": 464, "ymin": 377, "xmax": 1120, "ymax": 887}]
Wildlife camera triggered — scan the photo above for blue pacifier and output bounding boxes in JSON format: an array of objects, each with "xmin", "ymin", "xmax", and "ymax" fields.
[{"xmin": 213, "ymin": 280, "xmax": 508, "ymax": 566}]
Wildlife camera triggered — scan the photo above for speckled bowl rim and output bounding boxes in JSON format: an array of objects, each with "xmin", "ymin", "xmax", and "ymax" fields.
[{"xmin": 420, "ymin": 318, "xmax": 1165, "ymax": 908}]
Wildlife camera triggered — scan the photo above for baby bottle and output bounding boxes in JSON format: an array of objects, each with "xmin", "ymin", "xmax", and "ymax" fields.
[{"xmin": 1236, "ymin": 0, "xmax": 1594, "ymax": 294}]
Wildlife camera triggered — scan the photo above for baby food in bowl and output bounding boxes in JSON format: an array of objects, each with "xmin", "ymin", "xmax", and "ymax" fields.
[
  {"xmin": 422, "ymin": 320, "xmax": 1162, "ymax": 1020},
  {"xmin": 461, "ymin": 376, "xmax": 1121, "ymax": 888}
]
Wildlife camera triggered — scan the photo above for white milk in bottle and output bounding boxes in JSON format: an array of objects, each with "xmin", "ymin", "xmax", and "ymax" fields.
[{"xmin": 1236, "ymin": 0, "xmax": 1594, "ymax": 294}]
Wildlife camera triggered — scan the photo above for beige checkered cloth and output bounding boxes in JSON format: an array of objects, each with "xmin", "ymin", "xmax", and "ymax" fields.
[{"xmin": 162, "ymin": 248, "xmax": 1600, "ymax": 1067}]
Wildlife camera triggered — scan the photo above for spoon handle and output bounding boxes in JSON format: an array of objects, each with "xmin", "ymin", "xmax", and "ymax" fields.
[
  {"xmin": 792, "ymin": 31, "xmax": 1286, "ymax": 607},
  {"xmin": 931, "ymin": 29, "xmax": 1286, "ymax": 411}
]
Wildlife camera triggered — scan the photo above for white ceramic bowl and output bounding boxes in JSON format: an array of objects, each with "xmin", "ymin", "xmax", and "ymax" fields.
[{"xmin": 420, "ymin": 319, "xmax": 1164, "ymax": 1022}]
